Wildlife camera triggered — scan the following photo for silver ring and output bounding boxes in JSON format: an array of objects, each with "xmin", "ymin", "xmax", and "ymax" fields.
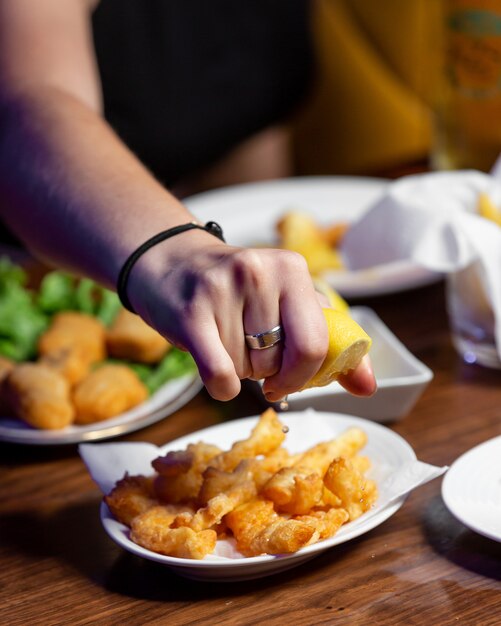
[{"xmin": 245, "ymin": 325, "xmax": 283, "ymax": 350}]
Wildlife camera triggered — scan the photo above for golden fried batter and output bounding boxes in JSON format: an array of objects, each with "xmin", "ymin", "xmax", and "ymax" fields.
[
  {"xmin": 295, "ymin": 507, "xmax": 349, "ymax": 540},
  {"xmin": 153, "ymin": 442, "xmax": 222, "ymax": 504},
  {"xmin": 104, "ymin": 409, "xmax": 378, "ymax": 561},
  {"xmin": 72, "ymin": 363, "xmax": 148, "ymax": 424},
  {"xmin": 106, "ymin": 308, "xmax": 171, "ymax": 364},
  {"xmin": 130, "ymin": 506, "xmax": 217, "ymax": 559},
  {"xmin": 210, "ymin": 407, "xmax": 286, "ymax": 472},
  {"xmin": 173, "ymin": 461, "xmax": 257, "ymax": 531},
  {"xmin": 323, "ymin": 457, "xmax": 378, "ymax": 521},
  {"xmin": 294, "ymin": 427, "xmax": 368, "ymax": 475},
  {"xmin": 261, "ymin": 466, "xmax": 324, "ymax": 515},
  {"xmin": 38, "ymin": 311, "xmax": 106, "ymax": 385},
  {"xmin": 104, "ymin": 474, "xmax": 157, "ymax": 526},
  {"xmin": 225, "ymin": 499, "xmax": 316, "ymax": 556},
  {"xmin": 3, "ymin": 362, "xmax": 74, "ymax": 429}
]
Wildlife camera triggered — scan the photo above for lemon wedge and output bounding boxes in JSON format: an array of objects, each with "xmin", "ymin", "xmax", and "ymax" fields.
[
  {"xmin": 477, "ymin": 192, "xmax": 501, "ymax": 227},
  {"xmin": 302, "ymin": 308, "xmax": 372, "ymax": 390}
]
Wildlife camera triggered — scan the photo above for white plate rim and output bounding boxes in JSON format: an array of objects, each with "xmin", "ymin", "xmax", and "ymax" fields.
[
  {"xmin": 184, "ymin": 176, "xmax": 439, "ymax": 298},
  {"xmin": 441, "ymin": 435, "xmax": 501, "ymax": 542},
  {"xmin": 0, "ymin": 373, "xmax": 202, "ymax": 446},
  {"xmin": 97, "ymin": 410, "xmax": 417, "ymax": 575}
]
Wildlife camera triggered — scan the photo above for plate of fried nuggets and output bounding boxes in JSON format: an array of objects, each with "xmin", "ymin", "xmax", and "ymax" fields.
[
  {"xmin": 81, "ymin": 409, "xmax": 443, "ymax": 581},
  {"xmin": 0, "ymin": 308, "xmax": 201, "ymax": 444}
]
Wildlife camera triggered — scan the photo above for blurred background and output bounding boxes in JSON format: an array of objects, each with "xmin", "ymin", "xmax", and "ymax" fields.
[{"xmin": 292, "ymin": 0, "xmax": 442, "ymax": 179}]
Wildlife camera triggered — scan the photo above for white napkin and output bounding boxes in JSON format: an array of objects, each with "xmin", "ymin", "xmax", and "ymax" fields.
[{"xmin": 341, "ymin": 170, "xmax": 501, "ymax": 357}]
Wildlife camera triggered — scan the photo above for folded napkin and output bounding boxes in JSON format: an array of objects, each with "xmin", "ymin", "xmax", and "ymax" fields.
[{"xmin": 341, "ymin": 170, "xmax": 501, "ymax": 358}]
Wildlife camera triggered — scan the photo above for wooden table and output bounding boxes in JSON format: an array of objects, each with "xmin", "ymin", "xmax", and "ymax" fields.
[{"xmin": 2, "ymin": 280, "xmax": 501, "ymax": 626}]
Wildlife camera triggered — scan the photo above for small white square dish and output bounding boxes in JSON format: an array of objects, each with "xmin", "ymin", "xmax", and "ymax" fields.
[{"xmin": 284, "ymin": 307, "xmax": 433, "ymax": 422}]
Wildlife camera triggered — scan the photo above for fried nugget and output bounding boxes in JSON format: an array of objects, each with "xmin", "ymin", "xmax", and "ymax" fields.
[
  {"xmin": 261, "ymin": 466, "xmax": 324, "ymax": 515},
  {"xmin": 323, "ymin": 457, "xmax": 378, "ymax": 521},
  {"xmin": 249, "ymin": 447, "xmax": 301, "ymax": 490},
  {"xmin": 72, "ymin": 363, "xmax": 148, "ymax": 424},
  {"xmin": 276, "ymin": 211, "xmax": 344, "ymax": 274},
  {"xmin": 225, "ymin": 499, "xmax": 316, "ymax": 556},
  {"xmin": 130, "ymin": 506, "xmax": 217, "ymax": 559},
  {"xmin": 320, "ymin": 222, "xmax": 350, "ymax": 248},
  {"xmin": 294, "ymin": 507, "xmax": 349, "ymax": 540},
  {"xmin": 153, "ymin": 442, "xmax": 222, "ymax": 504},
  {"xmin": 104, "ymin": 474, "xmax": 158, "ymax": 526},
  {"xmin": 38, "ymin": 311, "xmax": 106, "ymax": 385},
  {"xmin": 106, "ymin": 308, "xmax": 171, "ymax": 364},
  {"xmin": 3, "ymin": 362, "xmax": 74, "ymax": 429},
  {"xmin": 294, "ymin": 427, "xmax": 368, "ymax": 475},
  {"xmin": 173, "ymin": 461, "xmax": 257, "ymax": 532}
]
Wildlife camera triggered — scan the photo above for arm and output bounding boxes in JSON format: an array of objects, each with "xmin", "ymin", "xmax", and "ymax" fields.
[{"xmin": 0, "ymin": 0, "xmax": 375, "ymax": 401}]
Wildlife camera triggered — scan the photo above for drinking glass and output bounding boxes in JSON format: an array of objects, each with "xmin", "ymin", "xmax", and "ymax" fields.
[{"xmin": 446, "ymin": 260, "xmax": 500, "ymax": 368}]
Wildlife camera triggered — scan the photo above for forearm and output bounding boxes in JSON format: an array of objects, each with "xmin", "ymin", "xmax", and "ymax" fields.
[{"xmin": 0, "ymin": 85, "xmax": 194, "ymax": 289}]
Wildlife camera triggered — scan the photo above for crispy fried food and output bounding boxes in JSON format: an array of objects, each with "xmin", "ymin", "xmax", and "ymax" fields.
[
  {"xmin": 295, "ymin": 507, "xmax": 349, "ymax": 540},
  {"xmin": 3, "ymin": 362, "xmax": 74, "ymax": 429},
  {"xmin": 210, "ymin": 408, "xmax": 286, "ymax": 472},
  {"xmin": 225, "ymin": 499, "xmax": 316, "ymax": 556},
  {"xmin": 130, "ymin": 506, "xmax": 217, "ymax": 559},
  {"xmin": 320, "ymin": 222, "xmax": 350, "ymax": 248},
  {"xmin": 261, "ymin": 466, "xmax": 324, "ymax": 515},
  {"xmin": 248, "ymin": 447, "xmax": 301, "ymax": 491},
  {"xmin": 106, "ymin": 308, "xmax": 171, "ymax": 364},
  {"xmin": 153, "ymin": 442, "xmax": 222, "ymax": 503},
  {"xmin": 318, "ymin": 486, "xmax": 342, "ymax": 508},
  {"xmin": 38, "ymin": 311, "xmax": 106, "ymax": 385},
  {"xmin": 294, "ymin": 427, "xmax": 368, "ymax": 475},
  {"xmin": 276, "ymin": 211, "xmax": 344, "ymax": 274},
  {"xmin": 104, "ymin": 474, "xmax": 158, "ymax": 526},
  {"xmin": 173, "ymin": 461, "xmax": 258, "ymax": 532},
  {"xmin": 323, "ymin": 457, "xmax": 378, "ymax": 521},
  {"xmin": 72, "ymin": 363, "xmax": 148, "ymax": 424},
  {"xmin": 351, "ymin": 455, "xmax": 371, "ymax": 475},
  {"xmin": 106, "ymin": 409, "xmax": 378, "ymax": 560}
]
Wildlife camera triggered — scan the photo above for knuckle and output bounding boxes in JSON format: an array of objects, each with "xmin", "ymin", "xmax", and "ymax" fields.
[
  {"xmin": 232, "ymin": 249, "xmax": 265, "ymax": 288},
  {"xmin": 278, "ymin": 249, "xmax": 309, "ymax": 274},
  {"xmin": 201, "ymin": 358, "xmax": 240, "ymax": 401}
]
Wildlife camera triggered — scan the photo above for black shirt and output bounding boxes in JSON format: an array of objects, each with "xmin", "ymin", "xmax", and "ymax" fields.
[
  {"xmin": 92, "ymin": 0, "xmax": 314, "ymax": 186},
  {"xmin": 1, "ymin": 1, "xmax": 314, "ymax": 246}
]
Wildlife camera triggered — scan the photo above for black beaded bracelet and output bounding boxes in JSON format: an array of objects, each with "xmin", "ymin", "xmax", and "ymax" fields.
[{"xmin": 116, "ymin": 221, "xmax": 225, "ymax": 313}]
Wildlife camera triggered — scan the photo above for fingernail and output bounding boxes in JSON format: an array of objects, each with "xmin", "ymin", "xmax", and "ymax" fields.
[{"xmin": 265, "ymin": 392, "xmax": 286, "ymax": 404}]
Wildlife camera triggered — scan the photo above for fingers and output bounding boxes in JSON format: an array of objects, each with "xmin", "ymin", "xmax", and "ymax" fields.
[
  {"xmin": 262, "ymin": 255, "xmax": 328, "ymax": 402},
  {"xmin": 144, "ymin": 240, "xmax": 371, "ymax": 403},
  {"xmin": 181, "ymin": 320, "xmax": 242, "ymax": 402},
  {"xmin": 242, "ymin": 255, "xmax": 283, "ymax": 381},
  {"xmin": 337, "ymin": 355, "xmax": 377, "ymax": 396}
]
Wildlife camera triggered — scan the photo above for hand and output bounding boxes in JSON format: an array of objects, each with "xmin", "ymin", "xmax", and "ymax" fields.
[{"xmin": 127, "ymin": 231, "xmax": 376, "ymax": 401}]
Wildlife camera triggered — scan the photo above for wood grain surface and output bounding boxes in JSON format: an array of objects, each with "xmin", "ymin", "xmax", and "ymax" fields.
[{"xmin": 2, "ymin": 280, "xmax": 501, "ymax": 626}]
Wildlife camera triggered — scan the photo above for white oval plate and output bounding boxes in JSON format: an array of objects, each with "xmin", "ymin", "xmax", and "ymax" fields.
[
  {"xmin": 184, "ymin": 176, "xmax": 439, "ymax": 298},
  {"xmin": 0, "ymin": 373, "xmax": 202, "ymax": 445},
  {"xmin": 442, "ymin": 435, "xmax": 501, "ymax": 542},
  {"xmin": 97, "ymin": 411, "xmax": 417, "ymax": 581}
]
